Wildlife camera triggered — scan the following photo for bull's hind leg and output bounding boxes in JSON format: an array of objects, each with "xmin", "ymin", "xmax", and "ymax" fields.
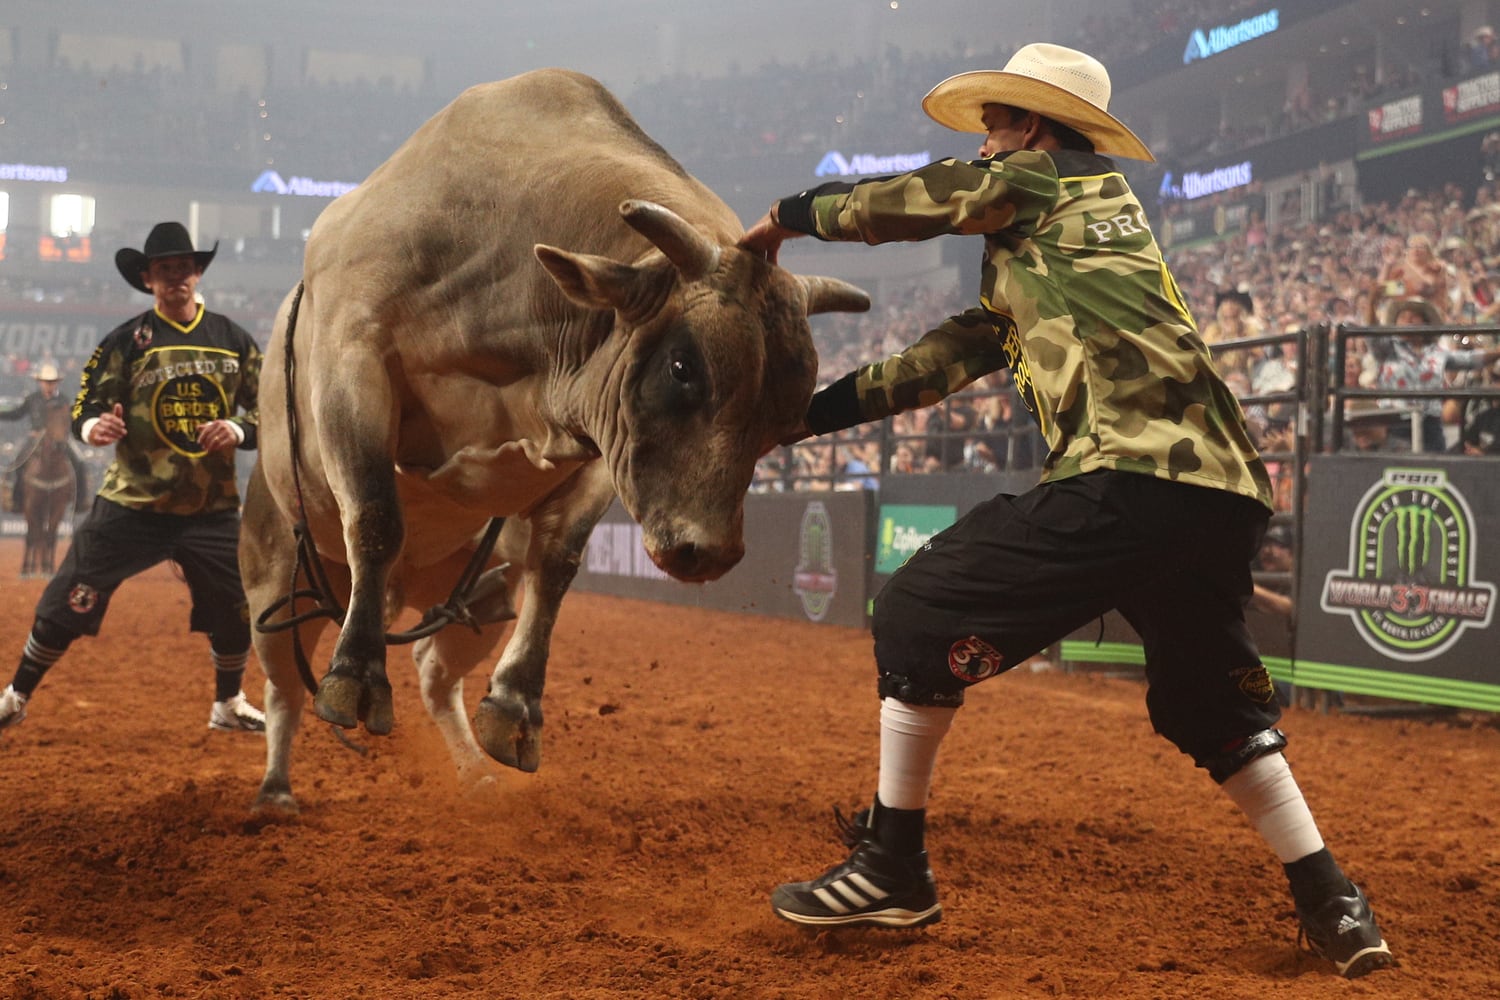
[
  {"xmin": 241, "ymin": 463, "xmax": 337, "ymax": 815},
  {"xmin": 475, "ymin": 468, "xmax": 614, "ymax": 772},
  {"xmin": 310, "ymin": 345, "xmax": 404, "ymax": 736},
  {"xmin": 411, "ymin": 557, "xmax": 519, "ymax": 786}
]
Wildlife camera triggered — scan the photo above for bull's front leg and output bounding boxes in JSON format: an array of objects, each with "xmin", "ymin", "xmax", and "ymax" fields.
[
  {"xmin": 475, "ymin": 469, "xmax": 613, "ymax": 771},
  {"xmin": 311, "ymin": 351, "xmax": 404, "ymax": 736}
]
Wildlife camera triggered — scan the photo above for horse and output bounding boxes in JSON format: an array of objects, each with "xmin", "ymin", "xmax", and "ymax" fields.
[{"xmin": 17, "ymin": 405, "xmax": 77, "ymax": 578}]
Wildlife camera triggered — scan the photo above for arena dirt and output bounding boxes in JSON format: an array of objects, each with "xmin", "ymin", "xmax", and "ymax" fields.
[{"xmin": 1, "ymin": 542, "xmax": 1496, "ymax": 999}]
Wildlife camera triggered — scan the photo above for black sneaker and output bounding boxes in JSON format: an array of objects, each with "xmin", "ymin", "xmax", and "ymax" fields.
[
  {"xmin": 771, "ymin": 808, "xmax": 942, "ymax": 929},
  {"xmin": 1297, "ymin": 882, "xmax": 1397, "ymax": 978}
]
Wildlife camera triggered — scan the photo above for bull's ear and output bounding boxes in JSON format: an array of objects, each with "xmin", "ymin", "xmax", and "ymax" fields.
[
  {"xmin": 800, "ymin": 275, "xmax": 872, "ymax": 315},
  {"xmin": 535, "ymin": 244, "xmax": 649, "ymax": 315}
]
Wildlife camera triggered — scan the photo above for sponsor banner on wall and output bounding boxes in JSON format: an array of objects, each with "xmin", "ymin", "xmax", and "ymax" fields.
[
  {"xmin": 0, "ymin": 305, "xmax": 117, "ymax": 363},
  {"xmin": 571, "ymin": 491, "xmax": 872, "ymax": 628},
  {"xmin": 875, "ymin": 503, "xmax": 956, "ymax": 574},
  {"xmin": 1296, "ymin": 455, "xmax": 1498, "ymax": 706},
  {"xmin": 1358, "ymin": 71, "xmax": 1500, "ymax": 156}
]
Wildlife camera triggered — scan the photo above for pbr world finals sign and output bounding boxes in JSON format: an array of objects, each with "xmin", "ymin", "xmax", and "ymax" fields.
[
  {"xmin": 1320, "ymin": 468, "xmax": 1495, "ymax": 661},
  {"xmin": 1298, "ymin": 455, "xmax": 1498, "ymax": 710}
]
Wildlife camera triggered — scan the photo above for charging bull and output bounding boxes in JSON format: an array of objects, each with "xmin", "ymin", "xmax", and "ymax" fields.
[{"xmin": 240, "ymin": 68, "xmax": 868, "ymax": 812}]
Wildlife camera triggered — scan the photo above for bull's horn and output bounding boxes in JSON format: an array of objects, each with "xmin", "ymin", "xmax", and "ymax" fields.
[
  {"xmin": 621, "ymin": 200, "xmax": 720, "ymax": 281},
  {"xmin": 800, "ymin": 275, "xmax": 872, "ymax": 315}
]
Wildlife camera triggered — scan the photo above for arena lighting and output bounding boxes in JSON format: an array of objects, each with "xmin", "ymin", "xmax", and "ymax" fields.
[
  {"xmin": 1183, "ymin": 8, "xmax": 1280, "ymax": 64},
  {"xmin": 0, "ymin": 162, "xmax": 69, "ymax": 183},
  {"xmin": 814, "ymin": 150, "xmax": 931, "ymax": 177}
]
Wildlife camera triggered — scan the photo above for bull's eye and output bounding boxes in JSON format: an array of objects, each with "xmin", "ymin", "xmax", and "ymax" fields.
[{"xmin": 669, "ymin": 351, "xmax": 695, "ymax": 383}]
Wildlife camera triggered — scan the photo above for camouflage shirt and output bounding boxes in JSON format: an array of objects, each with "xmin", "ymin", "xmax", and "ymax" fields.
[
  {"xmin": 73, "ymin": 306, "xmax": 262, "ymax": 515},
  {"xmin": 778, "ymin": 149, "xmax": 1273, "ymax": 509}
]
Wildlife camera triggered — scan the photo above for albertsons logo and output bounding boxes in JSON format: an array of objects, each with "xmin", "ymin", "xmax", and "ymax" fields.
[
  {"xmin": 1321, "ymin": 469, "xmax": 1495, "ymax": 661},
  {"xmin": 1183, "ymin": 8, "xmax": 1280, "ymax": 64},
  {"xmin": 815, "ymin": 150, "xmax": 932, "ymax": 177},
  {"xmin": 251, "ymin": 170, "xmax": 359, "ymax": 198}
]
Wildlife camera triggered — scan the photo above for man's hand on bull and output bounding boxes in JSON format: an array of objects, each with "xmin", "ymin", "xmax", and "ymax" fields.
[
  {"xmin": 739, "ymin": 206, "xmax": 800, "ymax": 265},
  {"xmin": 196, "ymin": 418, "xmax": 242, "ymax": 453}
]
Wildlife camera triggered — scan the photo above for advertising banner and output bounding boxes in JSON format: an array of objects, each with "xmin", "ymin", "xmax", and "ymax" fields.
[
  {"xmin": 571, "ymin": 491, "xmax": 873, "ymax": 628},
  {"xmin": 1294, "ymin": 455, "xmax": 1498, "ymax": 708},
  {"xmin": 0, "ymin": 303, "xmax": 120, "ymax": 363},
  {"xmin": 1358, "ymin": 71, "xmax": 1500, "ymax": 157}
]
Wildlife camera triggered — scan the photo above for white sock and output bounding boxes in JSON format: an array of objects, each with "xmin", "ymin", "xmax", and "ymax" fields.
[
  {"xmin": 1220, "ymin": 752, "xmax": 1325, "ymax": 863},
  {"xmin": 876, "ymin": 697, "xmax": 957, "ymax": 810}
]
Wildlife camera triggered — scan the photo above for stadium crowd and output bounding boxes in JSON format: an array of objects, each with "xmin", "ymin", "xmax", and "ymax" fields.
[{"xmin": 0, "ymin": 2, "xmax": 1473, "ymax": 190}]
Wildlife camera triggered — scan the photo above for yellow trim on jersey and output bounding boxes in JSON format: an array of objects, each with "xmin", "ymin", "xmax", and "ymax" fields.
[{"xmin": 154, "ymin": 303, "xmax": 206, "ymax": 334}]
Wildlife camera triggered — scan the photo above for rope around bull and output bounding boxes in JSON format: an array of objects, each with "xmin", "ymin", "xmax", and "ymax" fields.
[{"xmin": 253, "ymin": 281, "xmax": 507, "ymax": 697}]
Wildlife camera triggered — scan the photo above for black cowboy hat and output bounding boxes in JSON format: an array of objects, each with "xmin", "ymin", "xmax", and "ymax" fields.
[
  {"xmin": 1214, "ymin": 287, "xmax": 1255, "ymax": 315},
  {"xmin": 115, "ymin": 221, "xmax": 218, "ymax": 294}
]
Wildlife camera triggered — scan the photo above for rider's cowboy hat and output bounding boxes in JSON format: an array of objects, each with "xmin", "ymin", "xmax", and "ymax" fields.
[
  {"xmin": 34, "ymin": 362, "xmax": 60, "ymax": 382},
  {"xmin": 921, "ymin": 42, "xmax": 1155, "ymax": 162},
  {"xmin": 115, "ymin": 221, "xmax": 218, "ymax": 294}
]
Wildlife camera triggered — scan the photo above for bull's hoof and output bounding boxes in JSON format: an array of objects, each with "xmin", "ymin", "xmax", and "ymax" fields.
[
  {"xmin": 252, "ymin": 789, "xmax": 300, "ymax": 817},
  {"xmin": 314, "ymin": 673, "xmax": 363, "ymax": 730},
  {"xmin": 474, "ymin": 693, "xmax": 542, "ymax": 772},
  {"xmin": 360, "ymin": 679, "xmax": 395, "ymax": 736}
]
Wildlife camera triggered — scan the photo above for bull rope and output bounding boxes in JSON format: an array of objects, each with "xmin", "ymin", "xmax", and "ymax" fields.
[{"xmin": 253, "ymin": 281, "xmax": 507, "ymax": 696}]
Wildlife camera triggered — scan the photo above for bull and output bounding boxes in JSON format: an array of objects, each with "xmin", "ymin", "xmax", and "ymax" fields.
[{"xmin": 241, "ymin": 68, "xmax": 868, "ymax": 813}]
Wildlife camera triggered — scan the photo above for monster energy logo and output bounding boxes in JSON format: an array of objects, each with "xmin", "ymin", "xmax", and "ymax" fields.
[
  {"xmin": 1321, "ymin": 469, "xmax": 1495, "ymax": 661},
  {"xmin": 792, "ymin": 501, "xmax": 837, "ymax": 622}
]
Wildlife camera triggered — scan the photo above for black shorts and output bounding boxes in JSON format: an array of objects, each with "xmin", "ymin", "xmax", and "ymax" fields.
[
  {"xmin": 871, "ymin": 469, "xmax": 1280, "ymax": 763},
  {"xmin": 36, "ymin": 498, "xmax": 250, "ymax": 645}
]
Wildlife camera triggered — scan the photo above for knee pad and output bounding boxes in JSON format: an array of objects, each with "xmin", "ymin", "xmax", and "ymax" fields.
[
  {"xmin": 877, "ymin": 670, "xmax": 966, "ymax": 708},
  {"xmin": 32, "ymin": 617, "xmax": 80, "ymax": 651},
  {"xmin": 209, "ymin": 613, "xmax": 252, "ymax": 655},
  {"xmin": 1204, "ymin": 727, "xmax": 1288, "ymax": 784}
]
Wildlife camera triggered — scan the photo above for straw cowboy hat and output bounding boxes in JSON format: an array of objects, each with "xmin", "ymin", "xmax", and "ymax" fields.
[
  {"xmin": 1345, "ymin": 397, "xmax": 1400, "ymax": 423},
  {"xmin": 921, "ymin": 42, "xmax": 1155, "ymax": 162},
  {"xmin": 34, "ymin": 362, "xmax": 61, "ymax": 382},
  {"xmin": 1384, "ymin": 297, "xmax": 1443, "ymax": 325},
  {"xmin": 115, "ymin": 221, "xmax": 218, "ymax": 294}
]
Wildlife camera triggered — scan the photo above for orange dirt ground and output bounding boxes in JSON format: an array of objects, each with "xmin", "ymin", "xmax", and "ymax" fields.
[{"xmin": 0, "ymin": 537, "xmax": 1497, "ymax": 1000}]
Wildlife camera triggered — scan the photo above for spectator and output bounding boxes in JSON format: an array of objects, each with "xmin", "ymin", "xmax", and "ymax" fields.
[
  {"xmin": 1371, "ymin": 297, "xmax": 1500, "ymax": 450},
  {"xmin": 1343, "ymin": 397, "xmax": 1407, "ymax": 452},
  {"xmin": 1379, "ymin": 234, "xmax": 1449, "ymax": 318},
  {"xmin": 1457, "ymin": 400, "xmax": 1500, "ymax": 454}
]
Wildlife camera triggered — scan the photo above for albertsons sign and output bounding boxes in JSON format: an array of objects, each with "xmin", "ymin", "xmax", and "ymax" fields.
[
  {"xmin": 1184, "ymin": 8, "xmax": 1280, "ymax": 64},
  {"xmin": 815, "ymin": 150, "xmax": 931, "ymax": 177},
  {"xmin": 251, "ymin": 170, "xmax": 359, "ymax": 198}
]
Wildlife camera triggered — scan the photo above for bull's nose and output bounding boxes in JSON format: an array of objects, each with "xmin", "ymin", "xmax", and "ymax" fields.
[{"xmin": 655, "ymin": 538, "xmax": 744, "ymax": 583}]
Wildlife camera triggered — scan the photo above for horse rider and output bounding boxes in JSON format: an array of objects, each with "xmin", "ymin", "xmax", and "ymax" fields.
[{"xmin": 1, "ymin": 362, "xmax": 90, "ymax": 514}]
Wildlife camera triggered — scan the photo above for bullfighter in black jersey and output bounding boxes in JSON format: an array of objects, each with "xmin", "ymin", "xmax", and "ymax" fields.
[{"xmin": 0, "ymin": 222, "xmax": 266, "ymax": 735}]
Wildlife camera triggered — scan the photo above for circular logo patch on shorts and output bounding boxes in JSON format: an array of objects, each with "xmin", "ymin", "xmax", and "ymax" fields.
[
  {"xmin": 67, "ymin": 583, "xmax": 99, "ymax": 615},
  {"xmin": 1233, "ymin": 664, "xmax": 1276, "ymax": 704},
  {"xmin": 948, "ymin": 635, "xmax": 1005, "ymax": 683}
]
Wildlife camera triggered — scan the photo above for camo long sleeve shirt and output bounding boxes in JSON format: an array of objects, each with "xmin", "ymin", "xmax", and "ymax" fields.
[
  {"xmin": 778, "ymin": 148, "xmax": 1274, "ymax": 510},
  {"xmin": 72, "ymin": 306, "xmax": 261, "ymax": 515}
]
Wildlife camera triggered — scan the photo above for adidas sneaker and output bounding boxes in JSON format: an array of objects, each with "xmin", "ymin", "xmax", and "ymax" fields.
[
  {"xmin": 771, "ymin": 808, "xmax": 942, "ymax": 928},
  {"xmin": 1297, "ymin": 882, "xmax": 1397, "ymax": 978}
]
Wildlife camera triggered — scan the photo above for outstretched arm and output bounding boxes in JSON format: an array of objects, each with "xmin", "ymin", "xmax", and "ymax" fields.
[{"xmin": 740, "ymin": 205, "xmax": 803, "ymax": 265}]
